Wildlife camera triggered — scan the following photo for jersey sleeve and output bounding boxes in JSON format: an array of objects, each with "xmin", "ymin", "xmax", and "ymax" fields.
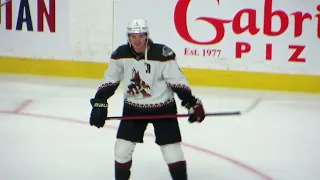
[
  {"xmin": 94, "ymin": 56, "xmax": 123, "ymax": 99},
  {"xmin": 162, "ymin": 52, "xmax": 196, "ymax": 103}
]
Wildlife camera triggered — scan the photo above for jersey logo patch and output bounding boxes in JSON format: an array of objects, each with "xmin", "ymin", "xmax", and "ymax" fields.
[
  {"xmin": 127, "ymin": 68, "xmax": 151, "ymax": 97},
  {"xmin": 162, "ymin": 46, "xmax": 174, "ymax": 57}
]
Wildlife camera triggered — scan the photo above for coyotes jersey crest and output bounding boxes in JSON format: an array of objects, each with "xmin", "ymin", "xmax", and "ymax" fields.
[{"xmin": 127, "ymin": 68, "xmax": 151, "ymax": 97}]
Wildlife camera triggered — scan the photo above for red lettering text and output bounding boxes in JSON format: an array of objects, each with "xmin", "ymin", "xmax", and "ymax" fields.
[
  {"xmin": 203, "ymin": 49, "xmax": 221, "ymax": 57},
  {"xmin": 316, "ymin": 5, "xmax": 320, "ymax": 38},
  {"xmin": 266, "ymin": 43, "xmax": 272, "ymax": 60},
  {"xmin": 236, "ymin": 42, "xmax": 251, "ymax": 58},
  {"xmin": 263, "ymin": 0, "xmax": 289, "ymax": 36},
  {"xmin": 5, "ymin": 0, "xmax": 12, "ymax": 29},
  {"xmin": 184, "ymin": 48, "xmax": 199, "ymax": 56},
  {"xmin": 233, "ymin": 9, "xmax": 260, "ymax": 35},
  {"xmin": 291, "ymin": 12, "xmax": 312, "ymax": 37},
  {"xmin": 174, "ymin": 0, "xmax": 319, "ymax": 44},
  {"xmin": 1, "ymin": 0, "xmax": 55, "ymax": 32},
  {"xmin": 38, "ymin": 0, "xmax": 55, "ymax": 32},
  {"xmin": 288, "ymin": 45, "xmax": 306, "ymax": 62},
  {"xmin": 174, "ymin": 0, "xmax": 231, "ymax": 45}
]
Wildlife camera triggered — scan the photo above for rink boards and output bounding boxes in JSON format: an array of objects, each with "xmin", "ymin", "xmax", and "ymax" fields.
[
  {"xmin": 1, "ymin": 56, "xmax": 320, "ymax": 93},
  {"xmin": 0, "ymin": 0, "xmax": 320, "ymax": 93}
]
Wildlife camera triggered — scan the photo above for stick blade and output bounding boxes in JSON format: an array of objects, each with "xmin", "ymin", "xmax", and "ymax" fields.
[{"xmin": 241, "ymin": 96, "xmax": 262, "ymax": 115}]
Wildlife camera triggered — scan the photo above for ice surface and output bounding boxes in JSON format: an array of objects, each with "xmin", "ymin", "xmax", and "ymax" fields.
[{"xmin": 1, "ymin": 74, "xmax": 320, "ymax": 180}]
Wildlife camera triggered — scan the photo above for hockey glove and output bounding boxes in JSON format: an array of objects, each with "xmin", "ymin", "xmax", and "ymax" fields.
[
  {"xmin": 90, "ymin": 98, "xmax": 108, "ymax": 128},
  {"xmin": 182, "ymin": 98, "xmax": 205, "ymax": 123}
]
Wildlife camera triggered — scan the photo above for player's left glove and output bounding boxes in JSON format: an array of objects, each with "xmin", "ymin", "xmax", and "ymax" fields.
[
  {"xmin": 181, "ymin": 98, "xmax": 205, "ymax": 123},
  {"xmin": 89, "ymin": 98, "xmax": 108, "ymax": 128}
]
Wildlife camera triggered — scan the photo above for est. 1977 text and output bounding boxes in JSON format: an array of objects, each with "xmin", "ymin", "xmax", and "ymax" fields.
[{"xmin": 184, "ymin": 48, "xmax": 222, "ymax": 58}]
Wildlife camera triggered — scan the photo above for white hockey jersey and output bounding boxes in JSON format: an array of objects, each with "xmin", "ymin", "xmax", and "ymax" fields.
[{"xmin": 95, "ymin": 41, "xmax": 195, "ymax": 110}]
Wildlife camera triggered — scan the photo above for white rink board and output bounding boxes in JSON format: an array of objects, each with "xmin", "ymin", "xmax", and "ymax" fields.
[
  {"xmin": 0, "ymin": 0, "xmax": 70, "ymax": 59},
  {"xmin": 0, "ymin": 0, "xmax": 320, "ymax": 75},
  {"xmin": 0, "ymin": 0, "xmax": 114, "ymax": 62},
  {"xmin": 113, "ymin": 0, "xmax": 320, "ymax": 74}
]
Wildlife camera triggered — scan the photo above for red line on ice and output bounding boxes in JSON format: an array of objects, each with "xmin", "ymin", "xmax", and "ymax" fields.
[{"xmin": 13, "ymin": 99, "xmax": 33, "ymax": 113}]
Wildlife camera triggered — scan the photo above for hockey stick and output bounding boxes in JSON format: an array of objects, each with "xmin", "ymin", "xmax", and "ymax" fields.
[
  {"xmin": 105, "ymin": 96, "xmax": 262, "ymax": 120},
  {"xmin": 106, "ymin": 111, "xmax": 241, "ymax": 120}
]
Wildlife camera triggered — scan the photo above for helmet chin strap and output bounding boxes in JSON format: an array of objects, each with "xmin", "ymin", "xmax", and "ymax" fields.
[{"xmin": 144, "ymin": 38, "xmax": 149, "ymax": 62}]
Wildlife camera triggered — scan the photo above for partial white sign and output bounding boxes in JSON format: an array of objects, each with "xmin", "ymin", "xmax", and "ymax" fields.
[
  {"xmin": 0, "ymin": 0, "xmax": 69, "ymax": 59},
  {"xmin": 114, "ymin": 0, "xmax": 320, "ymax": 74}
]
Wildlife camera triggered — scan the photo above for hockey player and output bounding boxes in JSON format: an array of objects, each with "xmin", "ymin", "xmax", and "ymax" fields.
[{"xmin": 89, "ymin": 18, "xmax": 206, "ymax": 180}]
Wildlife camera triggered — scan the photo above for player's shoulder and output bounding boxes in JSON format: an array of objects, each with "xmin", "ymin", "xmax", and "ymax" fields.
[
  {"xmin": 150, "ymin": 42, "xmax": 176, "ymax": 61},
  {"xmin": 111, "ymin": 44, "xmax": 131, "ymax": 60}
]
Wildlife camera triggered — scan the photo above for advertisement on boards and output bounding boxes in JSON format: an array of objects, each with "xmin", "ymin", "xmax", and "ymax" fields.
[
  {"xmin": 114, "ymin": 0, "xmax": 320, "ymax": 74},
  {"xmin": 0, "ymin": 0, "xmax": 69, "ymax": 60}
]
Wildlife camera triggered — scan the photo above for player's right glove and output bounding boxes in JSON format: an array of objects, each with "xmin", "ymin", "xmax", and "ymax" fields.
[
  {"xmin": 181, "ymin": 98, "xmax": 205, "ymax": 123},
  {"xmin": 89, "ymin": 98, "xmax": 108, "ymax": 128}
]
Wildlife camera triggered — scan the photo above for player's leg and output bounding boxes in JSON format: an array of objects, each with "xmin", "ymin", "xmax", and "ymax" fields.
[
  {"xmin": 151, "ymin": 107, "xmax": 188, "ymax": 180},
  {"xmin": 114, "ymin": 105, "xmax": 149, "ymax": 180},
  {"xmin": 114, "ymin": 139, "xmax": 135, "ymax": 180}
]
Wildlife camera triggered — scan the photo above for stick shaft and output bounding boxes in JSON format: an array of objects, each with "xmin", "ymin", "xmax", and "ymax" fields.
[
  {"xmin": 105, "ymin": 96, "xmax": 261, "ymax": 120},
  {"xmin": 106, "ymin": 111, "xmax": 241, "ymax": 120}
]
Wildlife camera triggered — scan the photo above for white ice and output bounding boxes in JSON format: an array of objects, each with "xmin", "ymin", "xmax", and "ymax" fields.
[{"xmin": 0, "ymin": 74, "xmax": 320, "ymax": 180}]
